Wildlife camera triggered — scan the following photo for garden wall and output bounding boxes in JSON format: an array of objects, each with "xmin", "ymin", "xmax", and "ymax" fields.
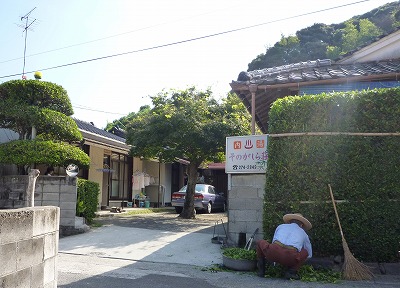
[
  {"xmin": 227, "ymin": 174, "xmax": 265, "ymax": 245},
  {"xmin": 0, "ymin": 175, "xmax": 78, "ymax": 235},
  {"xmin": 0, "ymin": 206, "xmax": 59, "ymax": 288}
]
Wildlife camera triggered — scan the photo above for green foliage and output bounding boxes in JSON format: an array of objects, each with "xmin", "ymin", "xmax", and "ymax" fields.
[
  {"xmin": 0, "ymin": 140, "xmax": 90, "ymax": 168},
  {"xmin": 222, "ymin": 247, "xmax": 257, "ymax": 260},
  {"xmin": 126, "ymin": 87, "xmax": 250, "ymax": 218},
  {"xmin": 326, "ymin": 45, "xmax": 341, "ymax": 59},
  {"xmin": 265, "ymin": 264, "xmax": 341, "ymax": 283},
  {"xmin": 34, "ymin": 108, "xmax": 82, "ymax": 141},
  {"xmin": 0, "ymin": 79, "xmax": 87, "ymax": 174},
  {"xmin": 0, "ymin": 80, "xmax": 73, "ymax": 116},
  {"xmin": 77, "ymin": 179, "xmax": 100, "ymax": 224},
  {"xmin": 264, "ymin": 88, "xmax": 400, "ymax": 262},
  {"xmin": 127, "ymin": 87, "xmax": 250, "ymax": 163},
  {"xmin": 105, "ymin": 105, "xmax": 151, "ymax": 134},
  {"xmin": 247, "ymin": 2, "xmax": 397, "ymax": 70},
  {"xmin": 341, "ymin": 19, "xmax": 383, "ymax": 52},
  {"xmin": 298, "ymin": 265, "xmax": 342, "ymax": 283},
  {"xmin": 123, "ymin": 208, "xmax": 175, "ymax": 215}
]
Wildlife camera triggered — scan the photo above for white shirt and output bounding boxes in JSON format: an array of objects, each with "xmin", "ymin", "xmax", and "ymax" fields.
[{"xmin": 272, "ymin": 223, "xmax": 312, "ymax": 258}]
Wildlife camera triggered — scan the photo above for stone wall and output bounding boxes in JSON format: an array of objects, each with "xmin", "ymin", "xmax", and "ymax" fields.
[
  {"xmin": 0, "ymin": 175, "xmax": 77, "ymax": 234},
  {"xmin": 227, "ymin": 174, "xmax": 265, "ymax": 246},
  {"xmin": 0, "ymin": 206, "xmax": 59, "ymax": 288}
]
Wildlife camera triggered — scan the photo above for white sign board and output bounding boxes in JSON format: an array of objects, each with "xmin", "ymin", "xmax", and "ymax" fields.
[{"xmin": 225, "ymin": 135, "xmax": 268, "ymax": 174}]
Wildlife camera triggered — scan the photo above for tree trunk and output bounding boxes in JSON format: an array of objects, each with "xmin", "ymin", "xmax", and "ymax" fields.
[{"xmin": 179, "ymin": 162, "xmax": 199, "ymax": 219}]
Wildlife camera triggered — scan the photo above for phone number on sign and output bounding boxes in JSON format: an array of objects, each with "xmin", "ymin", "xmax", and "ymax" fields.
[{"xmin": 232, "ymin": 164, "xmax": 258, "ymax": 170}]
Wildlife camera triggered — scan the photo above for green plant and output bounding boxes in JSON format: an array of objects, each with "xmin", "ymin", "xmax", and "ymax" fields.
[
  {"xmin": 0, "ymin": 79, "xmax": 89, "ymax": 174},
  {"xmin": 76, "ymin": 179, "xmax": 99, "ymax": 224},
  {"xmin": 76, "ymin": 200, "xmax": 86, "ymax": 215},
  {"xmin": 222, "ymin": 247, "xmax": 257, "ymax": 261},
  {"xmin": 0, "ymin": 140, "xmax": 90, "ymax": 168},
  {"xmin": 264, "ymin": 88, "xmax": 400, "ymax": 262},
  {"xmin": 127, "ymin": 88, "xmax": 251, "ymax": 219},
  {"xmin": 264, "ymin": 264, "xmax": 342, "ymax": 283},
  {"xmin": 123, "ymin": 208, "xmax": 174, "ymax": 216},
  {"xmin": 298, "ymin": 265, "xmax": 342, "ymax": 283},
  {"xmin": 89, "ymin": 221, "xmax": 103, "ymax": 228}
]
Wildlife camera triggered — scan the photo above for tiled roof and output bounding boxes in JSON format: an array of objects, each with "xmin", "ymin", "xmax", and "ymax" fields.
[
  {"xmin": 74, "ymin": 118, "xmax": 126, "ymax": 143},
  {"xmin": 232, "ymin": 59, "xmax": 400, "ymax": 86},
  {"xmin": 230, "ymin": 58, "xmax": 400, "ymax": 134}
]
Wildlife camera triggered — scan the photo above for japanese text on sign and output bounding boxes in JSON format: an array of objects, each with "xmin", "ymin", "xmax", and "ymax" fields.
[{"xmin": 226, "ymin": 135, "xmax": 268, "ymax": 173}]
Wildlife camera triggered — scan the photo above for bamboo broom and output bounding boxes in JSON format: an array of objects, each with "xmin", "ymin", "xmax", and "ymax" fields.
[{"xmin": 328, "ymin": 184, "xmax": 374, "ymax": 281}]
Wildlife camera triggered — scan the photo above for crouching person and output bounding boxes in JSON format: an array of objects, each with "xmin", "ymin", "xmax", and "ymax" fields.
[{"xmin": 256, "ymin": 213, "xmax": 312, "ymax": 280}]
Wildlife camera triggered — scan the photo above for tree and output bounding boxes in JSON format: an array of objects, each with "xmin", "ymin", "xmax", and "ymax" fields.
[
  {"xmin": 247, "ymin": 2, "xmax": 397, "ymax": 71},
  {"xmin": 126, "ymin": 87, "xmax": 251, "ymax": 218},
  {"xmin": 0, "ymin": 79, "xmax": 90, "ymax": 174},
  {"xmin": 105, "ymin": 105, "xmax": 151, "ymax": 136},
  {"xmin": 342, "ymin": 19, "xmax": 382, "ymax": 52}
]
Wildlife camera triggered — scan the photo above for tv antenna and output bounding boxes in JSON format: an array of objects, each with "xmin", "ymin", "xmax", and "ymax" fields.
[{"xmin": 19, "ymin": 7, "xmax": 37, "ymax": 79}]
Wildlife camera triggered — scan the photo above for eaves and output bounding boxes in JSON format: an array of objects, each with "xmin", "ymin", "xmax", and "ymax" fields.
[{"xmin": 79, "ymin": 129, "xmax": 131, "ymax": 154}]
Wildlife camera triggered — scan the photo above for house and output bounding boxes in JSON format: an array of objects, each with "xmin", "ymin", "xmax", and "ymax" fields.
[
  {"xmin": 226, "ymin": 29, "xmax": 400, "ymax": 244},
  {"xmin": 74, "ymin": 119, "xmax": 187, "ymax": 208},
  {"xmin": 230, "ymin": 29, "xmax": 400, "ymax": 133},
  {"xmin": 0, "ymin": 118, "xmax": 188, "ymax": 210}
]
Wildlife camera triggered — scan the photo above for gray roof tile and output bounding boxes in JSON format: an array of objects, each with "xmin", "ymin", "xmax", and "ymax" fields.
[
  {"xmin": 74, "ymin": 118, "xmax": 126, "ymax": 143},
  {"xmin": 233, "ymin": 59, "xmax": 400, "ymax": 85}
]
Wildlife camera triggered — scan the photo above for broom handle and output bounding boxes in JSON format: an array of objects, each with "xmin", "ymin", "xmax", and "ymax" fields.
[{"xmin": 328, "ymin": 184, "xmax": 345, "ymax": 240}]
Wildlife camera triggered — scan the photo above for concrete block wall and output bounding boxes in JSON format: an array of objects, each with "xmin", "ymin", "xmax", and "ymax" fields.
[
  {"xmin": 227, "ymin": 174, "xmax": 265, "ymax": 246},
  {"xmin": 0, "ymin": 206, "xmax": 59, "ymax": 288},
  {"xmin": 0, "ymin": 176, "xmax": 77, "ymax": 230},
  {"xmin": 34, "ymin": 176, "xmax": 77, "ymax": 228}
]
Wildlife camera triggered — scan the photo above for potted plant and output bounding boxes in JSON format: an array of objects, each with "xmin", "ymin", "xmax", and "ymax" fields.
[{"xmin": 222, "ymin": 247, "xmax": 257, "ymax": 271}]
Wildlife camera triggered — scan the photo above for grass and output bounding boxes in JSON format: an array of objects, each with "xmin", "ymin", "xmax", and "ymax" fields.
[
  {"xmin": 89, "ymin": 221, "xmax": 103, "ymax": 228},
  {"xmin": 122, "ymin": 207, "xmax": 175, "ymax": 216}
]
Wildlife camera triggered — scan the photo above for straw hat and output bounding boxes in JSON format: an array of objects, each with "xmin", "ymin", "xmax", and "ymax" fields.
[{"xmin": 283, "ymin": 213, "xmax": 312, "ymax": 231}]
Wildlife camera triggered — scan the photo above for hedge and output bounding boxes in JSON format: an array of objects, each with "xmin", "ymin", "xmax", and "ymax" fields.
[
  {"xmin": 77, "ymin": 179, "xmax": 100, "ymax": 224},
  {"xmin": 264, "ymin": 88, "xmax": 400, "ymax": 262}
]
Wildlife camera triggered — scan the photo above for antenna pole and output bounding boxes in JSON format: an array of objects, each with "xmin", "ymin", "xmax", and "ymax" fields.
[{"xmin": 21, "ymin": 7, "xmax": 37, "ymax": 79}]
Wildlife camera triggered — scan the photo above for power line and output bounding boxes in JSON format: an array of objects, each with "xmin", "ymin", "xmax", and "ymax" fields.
[
  {"xmin": 0, "ymin": 0, "xmax": 372, "ymax": 80},
  {"xmin": 73, "ymin": 105, "xmax": 127, "ymax": 115},
  {"xmin": 0, "ymin": 3, "xmax": 242, "ymax": 65}
]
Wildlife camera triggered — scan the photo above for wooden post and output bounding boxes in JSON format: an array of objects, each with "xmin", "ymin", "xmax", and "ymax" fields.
[{"xmin": 249, "ymin": 84, "xmax": 258, "ymax": 135}]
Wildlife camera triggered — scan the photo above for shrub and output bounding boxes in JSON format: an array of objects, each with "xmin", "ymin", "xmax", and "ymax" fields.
[
  {"xmin": 264, "ymin": 88, "xmax": 400, "ymax": 262},
  {"xmin": 76, "ymin": 179, "xmax": 99, "ymax": 224}
]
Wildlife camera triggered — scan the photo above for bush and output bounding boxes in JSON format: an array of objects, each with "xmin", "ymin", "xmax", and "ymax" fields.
[
  {"xmin": 264, "ymin": 88, "xmax": 400, "ymax": 262},
  {"xmin": 76, "ymin": 179, "xmax": 99, "ymax": 224},
  {"xmin": 0, "ymin": 140, "xmax": 90, "ymax": 168}
]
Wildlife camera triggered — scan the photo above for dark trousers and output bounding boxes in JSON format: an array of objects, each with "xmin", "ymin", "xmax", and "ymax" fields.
[{"xmin": 256, "ymin": 240, "xmax": 308, "ymax": 271}]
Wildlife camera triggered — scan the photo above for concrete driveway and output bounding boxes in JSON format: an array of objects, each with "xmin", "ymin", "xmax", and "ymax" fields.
[
  {"xmin": 59, "ymin": 210, "xmax": 229, "ymax": 267},
  {"xmin": 58, "ymin": 210, "xmax": 400, "ymax": 288}
]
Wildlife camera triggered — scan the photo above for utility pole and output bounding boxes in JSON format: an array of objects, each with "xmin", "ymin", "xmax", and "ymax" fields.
[{"xmin": 19, "ymin": 7, "xmax": 37, "ymax": 79}]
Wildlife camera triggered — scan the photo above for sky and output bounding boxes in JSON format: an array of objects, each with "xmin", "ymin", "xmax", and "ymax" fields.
[{"xmin": 0, "ymin": 0, "xmax": 396, "ymax": 129}]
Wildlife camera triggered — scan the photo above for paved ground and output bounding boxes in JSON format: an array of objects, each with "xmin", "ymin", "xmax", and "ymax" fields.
[
  {"xmin": 94, "ymin": 208, "xmax": 228, "ymax": 233},
  {"xmin": 58, "ymin": 209, "xmax": 400, "ymax": 288}
]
